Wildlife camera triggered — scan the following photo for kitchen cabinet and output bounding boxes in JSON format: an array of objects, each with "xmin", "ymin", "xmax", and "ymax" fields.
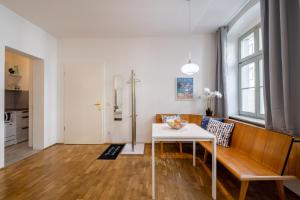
[{"xmin": 15, "ymin": 110, "xmax": 29, "ymax": 143}]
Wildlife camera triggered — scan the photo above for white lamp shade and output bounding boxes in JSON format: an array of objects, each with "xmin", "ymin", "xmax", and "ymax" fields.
[{"xmin": 181, "ymin": 62, "xmax": 199, "ymax": 75}]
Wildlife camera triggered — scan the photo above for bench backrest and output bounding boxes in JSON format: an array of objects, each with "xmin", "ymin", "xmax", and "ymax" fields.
[
  {"xmin": 285, "ymin": 140, "xmax": 300, "ymax": 178},
  {"xmin": 155, "ymin": 114, "xmax": 202, "ymax": 125},
  {"xmin": 225, "ymin": 119, "xmax": 293, "ymax": 175},
  {"xmin": 155, "ymin": 114, "xmax": 293, "ymax": 175}
]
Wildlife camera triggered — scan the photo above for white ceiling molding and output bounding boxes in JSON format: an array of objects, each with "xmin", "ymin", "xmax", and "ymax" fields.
[
  {"xmin": 228, "ymin": 2, "xmax": 260, "ymax": 38},
  {"xmin": 228, "ymin": 0, "xmax": 260, "ymax": 30}
]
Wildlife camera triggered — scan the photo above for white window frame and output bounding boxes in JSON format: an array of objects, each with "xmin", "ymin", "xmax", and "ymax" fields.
[{"xmin": 238, "ymin": 24, "xmax": 264, "ymax": 119}]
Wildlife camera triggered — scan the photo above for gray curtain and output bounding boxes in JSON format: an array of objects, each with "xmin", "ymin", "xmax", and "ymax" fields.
[
  {"xmin": 215, "ymin": 26, "xmax": 229, "ymax": 118},
  {"xmin": 260, "ymin": 0, "xmax": 300, "ymax": 136}
]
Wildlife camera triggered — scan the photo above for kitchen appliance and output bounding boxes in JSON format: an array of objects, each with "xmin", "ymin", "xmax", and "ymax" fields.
[
  {"xmin": 4, "ymin": 111, "xmax": 17, "ymax": 147},
  {"xmin": 4, "ymin": 110, "xmax": 29, "ymax": 146},
  {"xmin": 4, "ymin": 112, "xmax": 13, "ymax": 122}
]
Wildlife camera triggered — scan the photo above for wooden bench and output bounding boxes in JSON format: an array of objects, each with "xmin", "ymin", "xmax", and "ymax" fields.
[
  {"xmin": 155, "ymin": 114, "xmax": 297, "ymax": 200},
  {"xmin": 201, "ymin": 119, "xmax": 296, "ymax": 200}
]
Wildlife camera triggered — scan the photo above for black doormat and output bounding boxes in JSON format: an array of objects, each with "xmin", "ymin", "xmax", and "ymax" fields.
[{"xmin": 98, "ymin": 144, "xmax": 125, "ymax": 160}]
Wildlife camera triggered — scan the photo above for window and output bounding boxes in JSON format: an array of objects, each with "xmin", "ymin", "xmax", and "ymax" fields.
[{"xmin": 239, "ymin": 25, "xmax": 264, "ymax": 119}]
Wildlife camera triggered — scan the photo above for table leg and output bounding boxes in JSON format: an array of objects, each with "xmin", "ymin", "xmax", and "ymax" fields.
[
  {"xmin": 193, "ymin": 140, "xmax": 196, "ymax": 166},
  {"xmin": 212, "ymin": 138, "xmax": 217, "ymax": 200},
  {"xmin": 152, "ymin": 139, "xmax": 155, "ymax": 199}
]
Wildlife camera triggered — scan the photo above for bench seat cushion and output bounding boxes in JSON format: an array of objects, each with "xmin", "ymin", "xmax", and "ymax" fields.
[{"xmin": 199, "ymin": 141, "xmax": 280, "ymax": 181}]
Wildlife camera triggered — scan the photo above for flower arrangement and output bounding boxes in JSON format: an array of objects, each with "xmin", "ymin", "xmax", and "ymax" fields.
[{"xmin": 202, "ymin": 88, "xmax": 222, "ymax": 116}]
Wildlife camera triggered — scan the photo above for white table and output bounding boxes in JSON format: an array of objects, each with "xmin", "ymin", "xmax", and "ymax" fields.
[{"xmin": 152, "ymin": 123, "xmax": 217, "ymax": 200}]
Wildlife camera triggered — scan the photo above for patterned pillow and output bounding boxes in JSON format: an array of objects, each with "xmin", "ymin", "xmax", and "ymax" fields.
[
  {"xmin": 207, "ymin": 119, "xmax": 235, "ymax": 147},
  {"xmin": 200, "ymin": 116, "xmax": 224, "ymax": 130},
  {"xmin": 161, "ymin": 115, "xmax": 181, "ymax": 123}
]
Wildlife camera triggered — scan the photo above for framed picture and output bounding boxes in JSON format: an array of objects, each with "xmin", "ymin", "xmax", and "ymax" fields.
[{"xmin": 176, "ymin": 77, "xmax": 193, "ymax": 100}]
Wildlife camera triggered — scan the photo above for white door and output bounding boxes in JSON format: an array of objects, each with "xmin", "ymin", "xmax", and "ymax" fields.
[{"xmin": 64, "ymin": 63, "xmax": 104, "ymax": 144}]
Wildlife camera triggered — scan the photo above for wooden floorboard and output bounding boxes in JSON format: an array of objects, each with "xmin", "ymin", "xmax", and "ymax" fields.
[{"xmin": 0, "ymin": 144, "xmax": 298, "ymax": 200}]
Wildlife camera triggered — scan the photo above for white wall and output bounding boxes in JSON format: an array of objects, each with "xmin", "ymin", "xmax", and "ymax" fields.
[
  {"xmin": 0, "ymin": 5, "xmax": 59, "ymax": 168},
  {"xmin": 59, "ymin": 35, "xmax": 216, "ymax": 143}
]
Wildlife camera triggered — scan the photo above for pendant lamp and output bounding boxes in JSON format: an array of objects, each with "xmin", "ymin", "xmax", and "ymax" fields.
[{"xmin": 181, "ymin": 0, "xmax": 199, "ymax": 75}]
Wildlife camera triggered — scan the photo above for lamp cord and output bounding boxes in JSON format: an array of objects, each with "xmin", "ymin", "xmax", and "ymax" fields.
[{"xmin": 187, "ymin": 0, "xmax": 192, "ymax": 61}]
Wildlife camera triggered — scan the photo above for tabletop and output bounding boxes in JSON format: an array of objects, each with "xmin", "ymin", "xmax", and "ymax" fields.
[{"xmin": 152, "ymin": 123, "xmax": 215, "ymax": 140}]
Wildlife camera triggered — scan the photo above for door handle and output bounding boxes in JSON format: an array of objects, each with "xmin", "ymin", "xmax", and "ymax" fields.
[{"xmin": 94, "ymin": 101, "xmax": 102, "ymax": 111}]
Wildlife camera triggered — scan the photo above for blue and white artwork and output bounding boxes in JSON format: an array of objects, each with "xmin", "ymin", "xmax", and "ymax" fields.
[{"xmin": 176, "ymin": 77, "xmax": 193, "ymax": 100}]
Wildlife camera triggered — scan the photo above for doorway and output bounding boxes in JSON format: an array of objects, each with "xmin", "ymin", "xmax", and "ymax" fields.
[
  {"xmin": 4, "ymin": 47, "xmax": 44, "ymax": 166},
  {"xmin": 64, "ymin": 63, "xmax": 105, "ymax": 144}
]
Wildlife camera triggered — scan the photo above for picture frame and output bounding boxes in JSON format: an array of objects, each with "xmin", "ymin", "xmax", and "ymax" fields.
[{"xmin": 176, "ymin": 77, "xmax": 193, "ymax": 100}]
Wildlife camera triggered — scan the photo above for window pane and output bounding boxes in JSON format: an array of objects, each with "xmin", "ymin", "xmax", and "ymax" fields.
[
  {"xmin": 259, "ymin": 59, "xmax": 264, "ymax": 86},
  {"xmin": 259, "ymin": 27, "xmax": 262, "ymax": 51},
  {"xmin": 259, "ymin": 59, "xmax": 263, "ymax": 86},
  {"xmin": 260, "ymin": 87, "xmax": 265, "ymax": 114},
  {"xmin": 241, "ymin": 32, "xmax": 255, "ymax": 59},
  {"xmin": 241, "ymin": 88, "xmax": 255, "ymax": 113},
  {"xmin": 241, "ymin": 62, "xmax": 255, "ymax": 88}
]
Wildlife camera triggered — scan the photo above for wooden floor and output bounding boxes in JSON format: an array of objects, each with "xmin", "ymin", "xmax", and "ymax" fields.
[{"xmin": 0, "ymin": 144, "xmax": 298, "ymax": 200}]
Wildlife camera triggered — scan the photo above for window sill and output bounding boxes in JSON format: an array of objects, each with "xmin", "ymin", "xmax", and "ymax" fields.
[{"xmin": 229, "ymin": 115, "xmax": 265, "ymax": 127}]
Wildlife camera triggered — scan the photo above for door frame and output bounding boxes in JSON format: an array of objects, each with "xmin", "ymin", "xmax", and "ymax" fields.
[
  {"xmin": 1, "ymin": 47, "xmax": 45, "ymax": 167},
  {"xmin": 4, "ymin": 47, "xmax": 45, "ymax": 150},
  {"xmin": 63, "ymin": 62, "xmax": 106, "ymax": 144},
  {"xmin": 31, "ymin": 58, "xmax": 45, "ymax": 149}
]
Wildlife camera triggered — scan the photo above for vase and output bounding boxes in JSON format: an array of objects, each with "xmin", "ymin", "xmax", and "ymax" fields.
[{"xmin": 206, "ymin": 108, "xmax": 213, "ymax": 116}]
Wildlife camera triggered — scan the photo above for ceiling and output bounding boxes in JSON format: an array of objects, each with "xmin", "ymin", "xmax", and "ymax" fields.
[{"xmin": 0, "ymin": 0, "xmax": 249, "ymax": 38}]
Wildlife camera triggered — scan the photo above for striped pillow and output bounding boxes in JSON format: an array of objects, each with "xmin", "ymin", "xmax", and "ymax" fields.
[{"xmin": 207, "ymin": 119, "xmax": 235, "ymax": 147}]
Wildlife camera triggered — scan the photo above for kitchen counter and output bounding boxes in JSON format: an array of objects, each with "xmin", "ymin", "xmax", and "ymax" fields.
[{"xmin": 5, "ymin": 108, "xmax": 29, "ymax": 112}]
